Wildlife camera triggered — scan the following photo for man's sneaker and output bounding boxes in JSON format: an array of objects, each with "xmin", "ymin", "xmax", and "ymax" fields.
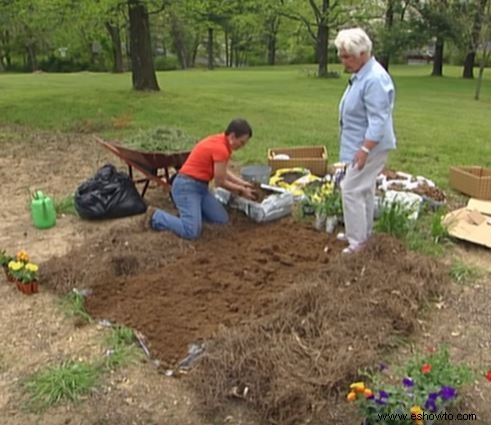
[
  {"xmin": 141, "ymin": 206, "xmax": 157, "ymax": 231},
  {"xmin": 336, "ymin": 232, "xmax": 348, "ymax": 242}
]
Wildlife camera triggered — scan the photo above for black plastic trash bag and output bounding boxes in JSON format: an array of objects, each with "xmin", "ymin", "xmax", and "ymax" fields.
[{"xmin": 75, "ymin": 164, "xmax": 147, "ymax": 219}]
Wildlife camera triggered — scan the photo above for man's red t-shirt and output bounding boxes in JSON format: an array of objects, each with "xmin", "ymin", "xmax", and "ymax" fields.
[{"xmin": 179, "ymin": 133, "xmax": 231, "ymax": 182}]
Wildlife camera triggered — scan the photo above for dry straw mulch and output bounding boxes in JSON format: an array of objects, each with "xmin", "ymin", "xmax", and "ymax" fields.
[{"xmin": 190, "ymin": 235, "xmax": 449, "ymax": 425}]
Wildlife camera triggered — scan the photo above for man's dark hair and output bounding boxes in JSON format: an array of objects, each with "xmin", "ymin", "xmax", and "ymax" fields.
[{"xmin": 225, "ymin": 118, "xmax": 253, "ymax": 138}]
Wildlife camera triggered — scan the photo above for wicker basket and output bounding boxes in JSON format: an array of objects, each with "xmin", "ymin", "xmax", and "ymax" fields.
[
  {"xmin": 268, "ymin": 145, "xmax": 328, "ymax": 176},
  {"xmin": 449, "ymin": 166, "xmax": 491, "ymax": 200}
]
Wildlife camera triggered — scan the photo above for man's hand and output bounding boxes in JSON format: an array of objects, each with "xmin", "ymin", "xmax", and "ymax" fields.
[{"xmin": 353, "ymin": 149, "xmax": 369, "ymax": 170}]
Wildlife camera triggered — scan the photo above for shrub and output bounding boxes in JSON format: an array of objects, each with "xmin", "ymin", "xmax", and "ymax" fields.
[{"xmin": 154, "ymin": 55, "xmax": 179, "ymax": 71}]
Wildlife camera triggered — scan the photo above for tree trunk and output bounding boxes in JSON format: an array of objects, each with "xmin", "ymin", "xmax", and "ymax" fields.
[
  {"xmin": 105, "ymin": 22, "xmax": 124, "ymax": 73},
  {"xmin": 474, "ymin": 60, "xmax": 485, "ymax": 100},
  {"xmin": 127, "ymin": 0, "xmax": 159, "ymax": 91},
  {"xmin": 170, "ymin": 14, "xmax": 187, "ymax": 70},
  {"xmin": 316, "ymin": 0, "xmax": 329, "ymax": 77},
  {"xmin": 207, "ymin": 27, "xmax": 214, "ymax": 70},
  {"xmin": 317, "ymin": 23, "xmax": 328, "ymax": 76},
  {"xmin": 475, "ymin": 46, "xmax": 489, "ymax": 100},
  {"xmin": 191, "ymin": 34, "xmax": 200, "ymax": 68},
  {"xmin": 26, "ymin": 42, "xmax": 37, "ymax": 72},
  {"xmin": 266, "ymin": 16, "xmax": 279, "ymax": 66},
  {"xmin": 267, "ymin": 34, "xmax": 276, "ymax": 66},
  {"xmin": 234, "ymin": 47, "xmax": 240, "ymax": 67},
  {"xmin": 462, "ymin": 51, "xmax": 476, "ymax": 79},
  {"xmin": 225, "ymin": 30, "xmax": 230, "ymax": 67},
  {"xmin": 0, "ymin": 29, "xmax": 11, "ymax": 70},
  {"xmin": 462, "ymin": 0, "xmax": 488, "ymax": 79},
  {"xmin": 379, "ymin": 0, "xmax": 395, "ymax": 71},
  {"xmin": 431, "ymin": 37, "xmax": 444, "ymax": 76}
]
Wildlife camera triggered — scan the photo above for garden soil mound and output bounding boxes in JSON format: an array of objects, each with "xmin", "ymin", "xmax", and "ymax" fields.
[
  {"xmin": 190, "ymin": 236, "xmax": 448, "ymax": 425},
  {"xmin": 42, "ymin": 210, "xmax": 449, "ymax": 425},
  {"xmin": 42, "ymin": 213, "xmax": 344, "ymax": 367}
]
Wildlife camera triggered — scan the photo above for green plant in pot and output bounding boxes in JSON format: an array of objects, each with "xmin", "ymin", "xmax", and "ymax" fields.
[
  {"xmin": 313, "ymin": 198, "xmax": 328, "ymax": 230},
  {"xmin": 321, "ymin": 191, "xmax": 343, "ymax": 233},
  {"xmin": 1, "ymin": 249, "xmax": 13, "ymax": 267},
  {"xmin": 0, "ymin": 249, "xmax": 14, "ymax": 280},
  {"xmin": 301, "ymin": 183, "xmax": 320, "ymax": 217}
]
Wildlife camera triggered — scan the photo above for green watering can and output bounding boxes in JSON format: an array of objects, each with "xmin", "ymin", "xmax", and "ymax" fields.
[{"xmin": 31, "ymin": 191, "xmax": 56, "ymax": 229}]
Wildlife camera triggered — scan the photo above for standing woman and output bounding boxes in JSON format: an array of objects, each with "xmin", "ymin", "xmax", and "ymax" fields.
[
  {"xmin": 144, "ymin": 118, "xmax": 257, "ymax": 240},
  {"xmin": 335, "ymin": 28, "xmax": 397, "ymax": 254}
]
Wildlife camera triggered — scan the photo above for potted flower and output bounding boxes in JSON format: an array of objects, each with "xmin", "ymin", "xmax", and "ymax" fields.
[
  {"xmin": 313, "ymin": 197, "xmax": 328, "ymax": 231},
  {"xmin": 322, "ymin": 191, "xmax": 343, "ymax": 234},
  {"xmin": 8, "ymin": 258, "xmax": 39, "ymax": 295},
  {"xmin": 346, "ymin": 347, "xmax": 473, "ymax": 425},
  {"xmin": 0, "ymin": 249, "xmax": 14, "ymax": 281},
  {"xmin": 4, "ymin": 249, "xmax": 30, "ymax": 283}
]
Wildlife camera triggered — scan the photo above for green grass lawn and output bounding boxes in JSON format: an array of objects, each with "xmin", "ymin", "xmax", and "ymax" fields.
[{"xmin": 0, "ymin": 64, "xmax": 489, "ymax": 187}]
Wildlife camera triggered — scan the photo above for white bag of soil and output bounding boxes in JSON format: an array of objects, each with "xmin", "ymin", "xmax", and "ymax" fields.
[{"xmin": 214, "ymin": 187, "xmax": 294, "ymax": 223}]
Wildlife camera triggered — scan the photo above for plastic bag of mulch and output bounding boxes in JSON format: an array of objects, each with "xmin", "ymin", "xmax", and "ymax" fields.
[{"xmin": 74, "ymin": 163, "xmax": 147, "ymax": 219}]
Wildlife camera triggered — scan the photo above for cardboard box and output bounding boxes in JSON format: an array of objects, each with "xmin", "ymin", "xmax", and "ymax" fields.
[
  {"xmin": 449, "ymin": 166, "xmax": 491, "ymax": 200},
  {"xmin": 268, "ymin": 145, "xmax": 328, "ymax": 176},
  {"xmin": 468, "ymin": 198, "xmax": 491, "ymax": 216},
  {"xmin": 444, "ymin": 207, "xmax": 491, "ymax": 249}
]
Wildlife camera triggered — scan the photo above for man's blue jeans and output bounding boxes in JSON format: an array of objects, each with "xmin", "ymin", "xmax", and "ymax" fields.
[{"xmin": 151, "ymin": 174, "xmax": 229, "ymax": 239}]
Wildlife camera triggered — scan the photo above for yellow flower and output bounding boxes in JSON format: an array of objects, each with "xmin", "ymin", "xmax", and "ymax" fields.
[
  {"xmin": 346, "ymin": 391, "xmax": 357, "ymax": 401},
  {"xmin": 410, "ymin": 406, "xmax": 423, "ymax": 416},
  {"xmin": 25, "ymin": 263, "xmax": 38, "ymax": 272},
  {"xmin": 8, "ymin": 261, "xmax": 23, "ymax": 271},
  {"xmin": 411, "ymin": 406, "xmax": 424, "ymax": 424},
  {"xmin": 349, "ymin": 382, "xmax": 365, "ymax": 393},
  {"xmin": 363, "ymin": 388, "xmax": 374, "ymax": 398},
  {"xmin": 16, "ymin": 250, "xmax": 29, "ymax": 262}
]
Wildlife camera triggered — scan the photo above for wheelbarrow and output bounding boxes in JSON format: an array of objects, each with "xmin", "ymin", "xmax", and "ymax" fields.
[{"xmin": 96, "ymin": 136, "xmax": 191, "ymax": 198}]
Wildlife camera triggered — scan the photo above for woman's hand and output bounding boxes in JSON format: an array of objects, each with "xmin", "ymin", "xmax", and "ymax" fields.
[
  {"xmin": 353, "ymin": 149, "xmax": 369, "ymax": 170},
  {"xmin": 241, "ymin": 186, "xmax": 258, "ymax": 200}
]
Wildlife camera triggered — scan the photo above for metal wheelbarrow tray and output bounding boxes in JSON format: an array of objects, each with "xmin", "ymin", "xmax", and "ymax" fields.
[{"xmin": 96, "ymin": 137, "xmax": 190, "ymax": 198}]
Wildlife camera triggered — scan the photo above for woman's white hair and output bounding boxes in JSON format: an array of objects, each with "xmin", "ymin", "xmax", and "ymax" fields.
[{"xmin": 334, "ymin": 28, "xmax": 372, "ymax": 56}]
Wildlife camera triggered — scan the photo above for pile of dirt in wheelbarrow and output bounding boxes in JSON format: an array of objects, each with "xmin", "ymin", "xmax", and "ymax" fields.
[
  {"xmin": 190, "ymin": 235, "xmax": 449, "ymax": 425},
  {"xmin": 41, "ymin": 212, "xmax": 344, "ymax": 366}
]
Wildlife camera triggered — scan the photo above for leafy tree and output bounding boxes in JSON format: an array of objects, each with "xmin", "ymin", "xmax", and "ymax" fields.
[
  {"xmin": 412, "ymin": 0, "xmax": 463, "ymax": 77},
  {"xmin": 281, "ymin": 0, "xmax": 339, "ymax": 77},
  {"xmin": 462, "ymin": 0, "xmax": 488, "ymax": 78},
  {"xmin": 474, "ymin": 0, "xmax": 490, "ymax": 98},
  {"xmin": 376, "ymin": 0, "xmax": 419, "ymax": 71}
]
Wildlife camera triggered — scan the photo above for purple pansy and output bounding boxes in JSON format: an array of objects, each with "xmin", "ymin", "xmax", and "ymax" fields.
[
  {"xmin": 424, "ymin": 397, "xmax": 438, "ymax": 413},
  {"xmin": 379, "ymin": 390, "xmax": 389, "ymax": 398},
  {"xmin": 439, "ymin": 386, "xmax": 457, "ymax": 401},
  {"xmin": 374, "ymin": 390, "xmax": 389, "ymax": 405},
  {"xmin": 402, "ymin": 377, "xmax": 414, "ymax": 387}
]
